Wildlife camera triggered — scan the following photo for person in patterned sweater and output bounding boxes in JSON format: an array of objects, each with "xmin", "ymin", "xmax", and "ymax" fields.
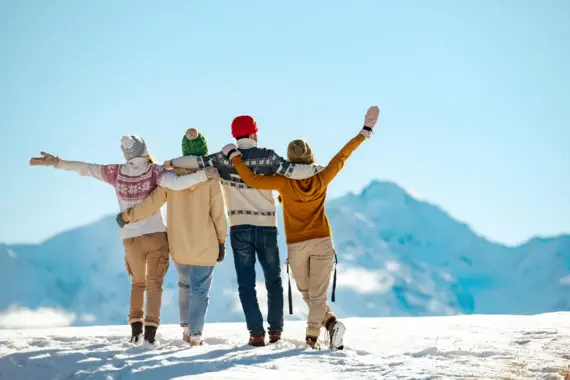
[
  {"xmin": 163, "ymin": 118, "xmax": 324, "ymax": 346},
  {"xmin": 29, "ymin": 135, "xmax": 219, "ymax": 345},
  {"xmin": 223, "ymin": 106, "xmax": 380, "ymax": 351}
]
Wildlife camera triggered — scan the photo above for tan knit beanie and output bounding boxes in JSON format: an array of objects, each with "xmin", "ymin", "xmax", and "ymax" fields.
[{"xmin": 287, "ymin": 139, "xmax": 315, "ymax": 164}]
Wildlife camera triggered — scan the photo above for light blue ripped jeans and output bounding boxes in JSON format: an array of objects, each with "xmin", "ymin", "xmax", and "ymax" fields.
[{"xmin": 175, "ymin": 263, "xmax": 214, "ymax": 337}]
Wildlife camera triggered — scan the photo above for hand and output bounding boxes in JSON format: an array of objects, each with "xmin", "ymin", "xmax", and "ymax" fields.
[
  {"xmin": 163, "ymin": 160, "xmax": 174, "ymax": 170},
  {"xmin": 222, "ymin": 144, "xmax": 241, "ymax": 160},
  {"xmin": 29, "ymin": 152, "xmax": 60, "ymax": 167},
  {"xmin": 204, "ymin": 166, "xmax": 220, "ymax": 180},
  {"xmin": 360, "ymin": 106, "xmax": 380, "ymax": 138},
  {"xmin": 217, "ymin": 242, "xmax": 225, "ymax": 262},
  {"xmin": 116, "ymin": 212, "xmax": 129, "ymax": 228}
]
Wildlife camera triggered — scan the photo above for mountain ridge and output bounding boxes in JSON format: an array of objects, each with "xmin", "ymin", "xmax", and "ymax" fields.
[{"xmin": 1, "ymin": 179, "xmax": 569, "ymax": 327}]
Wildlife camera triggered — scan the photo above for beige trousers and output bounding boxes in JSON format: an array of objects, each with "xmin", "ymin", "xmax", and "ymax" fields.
[
  {"xmin": 287, "ymin": 236, "xmax": 336, "ymax": 337},
  {"xmin": 123, "ymin": 232, "xmax": 170, "ymax": 327}
]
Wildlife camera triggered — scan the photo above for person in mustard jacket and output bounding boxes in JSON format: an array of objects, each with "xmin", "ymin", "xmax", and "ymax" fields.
[{"xmin": 221, "ymin": 106, "xmax": 380, "ymax": 350}]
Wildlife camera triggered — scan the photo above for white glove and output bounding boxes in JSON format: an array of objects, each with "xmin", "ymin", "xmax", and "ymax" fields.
[
  {"xmin": 222, "ymin": 144, "xmax": 242, "ymax": 160},
  {"xmin": 360, "ymin": 106, "xmax": 380, "ymax": 138}
]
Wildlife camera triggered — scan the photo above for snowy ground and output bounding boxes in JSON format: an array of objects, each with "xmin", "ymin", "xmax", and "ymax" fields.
[{"xmin": 0, "ymin": 313, "xmax": 569, "ymax": 380}]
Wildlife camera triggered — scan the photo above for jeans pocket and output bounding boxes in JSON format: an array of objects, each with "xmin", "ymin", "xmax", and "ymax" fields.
[{"xmin": 262, "ymin": 227, "xmax": 278, "ymax": 250}]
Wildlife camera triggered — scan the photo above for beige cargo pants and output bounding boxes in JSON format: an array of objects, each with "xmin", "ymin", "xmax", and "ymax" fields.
[
  {"xmin": 123, "ymin": 231, "xmax": 170, "ymax": 327},
  {"xmin": 287, "ymin": 236, "xmax": 336, "ymax": 338}
]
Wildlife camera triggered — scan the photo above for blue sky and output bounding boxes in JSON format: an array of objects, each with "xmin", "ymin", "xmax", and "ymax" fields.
[{"xmin": 1, "ymin": 0, "xmax": 568, "ymax": 246}]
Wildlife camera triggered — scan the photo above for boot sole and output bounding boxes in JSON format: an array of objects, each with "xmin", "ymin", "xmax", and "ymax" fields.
[{"xmin": 331, "ymin": 321, "xmax": 346, "ymax": 350}]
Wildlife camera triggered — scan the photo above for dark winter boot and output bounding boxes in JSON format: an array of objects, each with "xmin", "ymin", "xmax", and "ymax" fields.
[
  {"xmin": 144, "ymin": 325, "xmax": 158, "ymax": 345},
  {"xmin": 268, "ymin": 330, "xmax": 281, "ymax": 344},
  {"xmin": 305, "ymin": 336, "xmax": 320, "ymax": 350},
  {"xmin": 248, "ymin": 333, "xmax": 265, "ymax": 347},
  {"xmin": 130, "ymin": 322, "xmax": 143, "ymax": 343},
  {"xmin": 325, "ymin": 316, "xmax": 345, "ymax": 351}
]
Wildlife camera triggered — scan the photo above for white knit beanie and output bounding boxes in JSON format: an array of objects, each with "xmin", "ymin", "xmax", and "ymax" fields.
[{"xmin": 121, "ymin": 135, "xmax": 148, "ymax": 161}]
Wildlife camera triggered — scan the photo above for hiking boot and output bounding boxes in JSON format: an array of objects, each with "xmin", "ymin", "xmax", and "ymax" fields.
[
  {"xmin": 182, "ymin": 325, "xmax": 191, "ymax": 344},
  {"xmin": 268, "ymin": 330, "xmax": 281, "ymax": 344},
  {"xmin": 130, "ymin": 322, "xmax": 143, "ymax": 343},
  {"xmin": 144, "ymin": 325, "xmax": 158, "ymax": 345},
  {"xmin": 305, "ymin": 336, "xmax": 320, "ymax": 350},
  {"xmin": 248, "ymin": 333, "xmax": 265, "ymax": 347},
  {"xmin": 325, "ymin": 317, "xmax": 345, "ymax": 351},
  {"xmin": 190, "ymin": 336, "xmax": 203, "ymax": 346}
]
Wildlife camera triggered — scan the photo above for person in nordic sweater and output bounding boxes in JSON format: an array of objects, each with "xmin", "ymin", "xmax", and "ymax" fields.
[
  {"xmin": 29, "ymin": 135, "xmax": 219, "ymax": 345},
  {"xmin": 221, "ymin": 106, "xmax": 380, "ymax": 350},
  {"xmin": 163, "ymin": 116, "xmax": 324, "ymax": 346},
  {"xmin": 116, "ymin": 129, "xmax": 227, "ymax": 347}
]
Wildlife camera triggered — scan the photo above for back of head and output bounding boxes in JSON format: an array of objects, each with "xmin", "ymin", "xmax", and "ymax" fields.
[
  {"xmin": 121, "ymin": 135, "xmax": 150, "ymax": 161},
  {"xmin": 287, "ymin": 139, "xmax": 315, "ymax": 165},
  {"xmin": 231, "ymin": 115, "xmax": 259, "ymax": 140},
  {"xmin": 182, "ymin": 128, "xmax": 208, "ymax": 156}
]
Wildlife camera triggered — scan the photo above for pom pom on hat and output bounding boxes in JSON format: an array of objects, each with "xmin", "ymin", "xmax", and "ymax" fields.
[
  {"xmin": 182, "ymin": 128, "xmax": 208, "ymax": 156},
  {"xmin": 287, "ymin": 139, "xmax": 314, "ymax": 164}
]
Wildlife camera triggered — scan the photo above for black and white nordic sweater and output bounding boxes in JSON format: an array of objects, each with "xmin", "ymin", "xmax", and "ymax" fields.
[{"xmin": 170, "ymin": 138, "xmax": 323, "ymax": 227}]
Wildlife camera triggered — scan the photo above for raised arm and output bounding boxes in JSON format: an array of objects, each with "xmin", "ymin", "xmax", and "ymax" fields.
[
  {"xmin": 222, "ymin": 145, "xmax": 286, "ymax": 191},
  {"xmin": 29, "ymin": 152, "xmax": 118, "ymax": 185},
  {"xmin": 209, "ymin": 180, "xmax": 228, "ymax": 243},
  {"xmin": 123, "ymin": 186, "xmax": 168, "ymax": 223},
  {"xmin": 320, "ymin": 106, "xmax": 380, "ymax": 186}
]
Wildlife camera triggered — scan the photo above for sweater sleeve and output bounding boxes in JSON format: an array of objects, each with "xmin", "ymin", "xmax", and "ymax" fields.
[
  {"xmin": 270, "ymin": 151, "xmax": 325, "ymax": 179},
  {"xmin": 232, "ymin": 156, "xmax": 286, "ymax": 190},
  {"xmin": 170, "ymin": 152, "xmax": 220, "ymax": 169},
  {"xmin": 157, "ymin": 168, "xmax": 209, "ymax": 191},
  {"xmin": 209, "ymin": 181, "xmax": 228, "ymax": 243},
  {"xmin": 56, "ymin": 160, "xmax": 119, "ymax": 185},
  {"xmin": 319, "ymin": 134, "xmax": 366, "ymax": 186},
  {"xmin": 124, "ymin": 186, "xmax": 168, "ymax": 223}
]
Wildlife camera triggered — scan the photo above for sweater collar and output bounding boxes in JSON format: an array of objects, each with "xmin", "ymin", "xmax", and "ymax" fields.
[{"xmin": 237, "ymin": 138, "xmax": 257, "ymax": 149}]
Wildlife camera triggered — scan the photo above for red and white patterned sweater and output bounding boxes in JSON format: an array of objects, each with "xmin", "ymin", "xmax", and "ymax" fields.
[{"xmin": 57, "ymin": 157, "xmax": 208, "ymax": 239}]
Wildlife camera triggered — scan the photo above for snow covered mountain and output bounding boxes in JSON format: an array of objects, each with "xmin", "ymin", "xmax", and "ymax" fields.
[{"xmin": 1, "ymin": 180, "xmax": 569, "ymax": 328}]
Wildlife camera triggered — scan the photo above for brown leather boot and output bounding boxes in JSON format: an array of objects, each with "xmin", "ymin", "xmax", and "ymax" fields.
[
  {"xmin": 248, "ymin": 333, "xmax": 266, "ymax": 347},
  {"xmin": 268, "ymin": 330, "xmax": 281, "ymax": 344}
]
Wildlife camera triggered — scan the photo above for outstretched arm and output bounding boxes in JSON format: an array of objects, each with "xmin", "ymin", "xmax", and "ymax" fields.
[
  {"xmin": 29, "ymin": 152, "xmax": 118, "ymax": 185},
  {"xmin": 320, "ymin": 106, "xmax": 380, "ymax": 186}
]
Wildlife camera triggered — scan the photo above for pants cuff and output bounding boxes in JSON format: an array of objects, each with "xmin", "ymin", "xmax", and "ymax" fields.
[
  {"xmin": 306, "ymin": 327, "xmax": 321, "ymax": 337},
  {"xmin": 144, "ymin": 321, "xmax": 159, "ymax": 327},
  {"xmin": 129, "ymin": 317, "xmax": 144, "ymax": 324}
]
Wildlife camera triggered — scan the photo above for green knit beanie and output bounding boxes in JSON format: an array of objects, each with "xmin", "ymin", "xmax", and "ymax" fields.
[{"xmin": 182, "ymin": 128, "xmax": 208, "ymax": 156}]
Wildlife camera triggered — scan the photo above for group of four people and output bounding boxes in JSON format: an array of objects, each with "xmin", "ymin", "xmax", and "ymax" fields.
[{"xmin": 29, "ymin": 105, "xmax": 380, "ymax": 351}]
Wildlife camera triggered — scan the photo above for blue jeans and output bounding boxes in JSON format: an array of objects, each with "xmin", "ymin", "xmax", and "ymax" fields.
[
  {"xmin": 175, "ymin": 263, "xmax": 214, "ymax": 337},
  {"xmin": 231, "ymin": 225, "xmax": 284, "ymax": 335}
]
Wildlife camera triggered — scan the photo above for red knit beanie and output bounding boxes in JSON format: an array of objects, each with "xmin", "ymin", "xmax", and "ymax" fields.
[{"xmin": 231, "ymin": 115, "xmax": 258, "ymax": 138}]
